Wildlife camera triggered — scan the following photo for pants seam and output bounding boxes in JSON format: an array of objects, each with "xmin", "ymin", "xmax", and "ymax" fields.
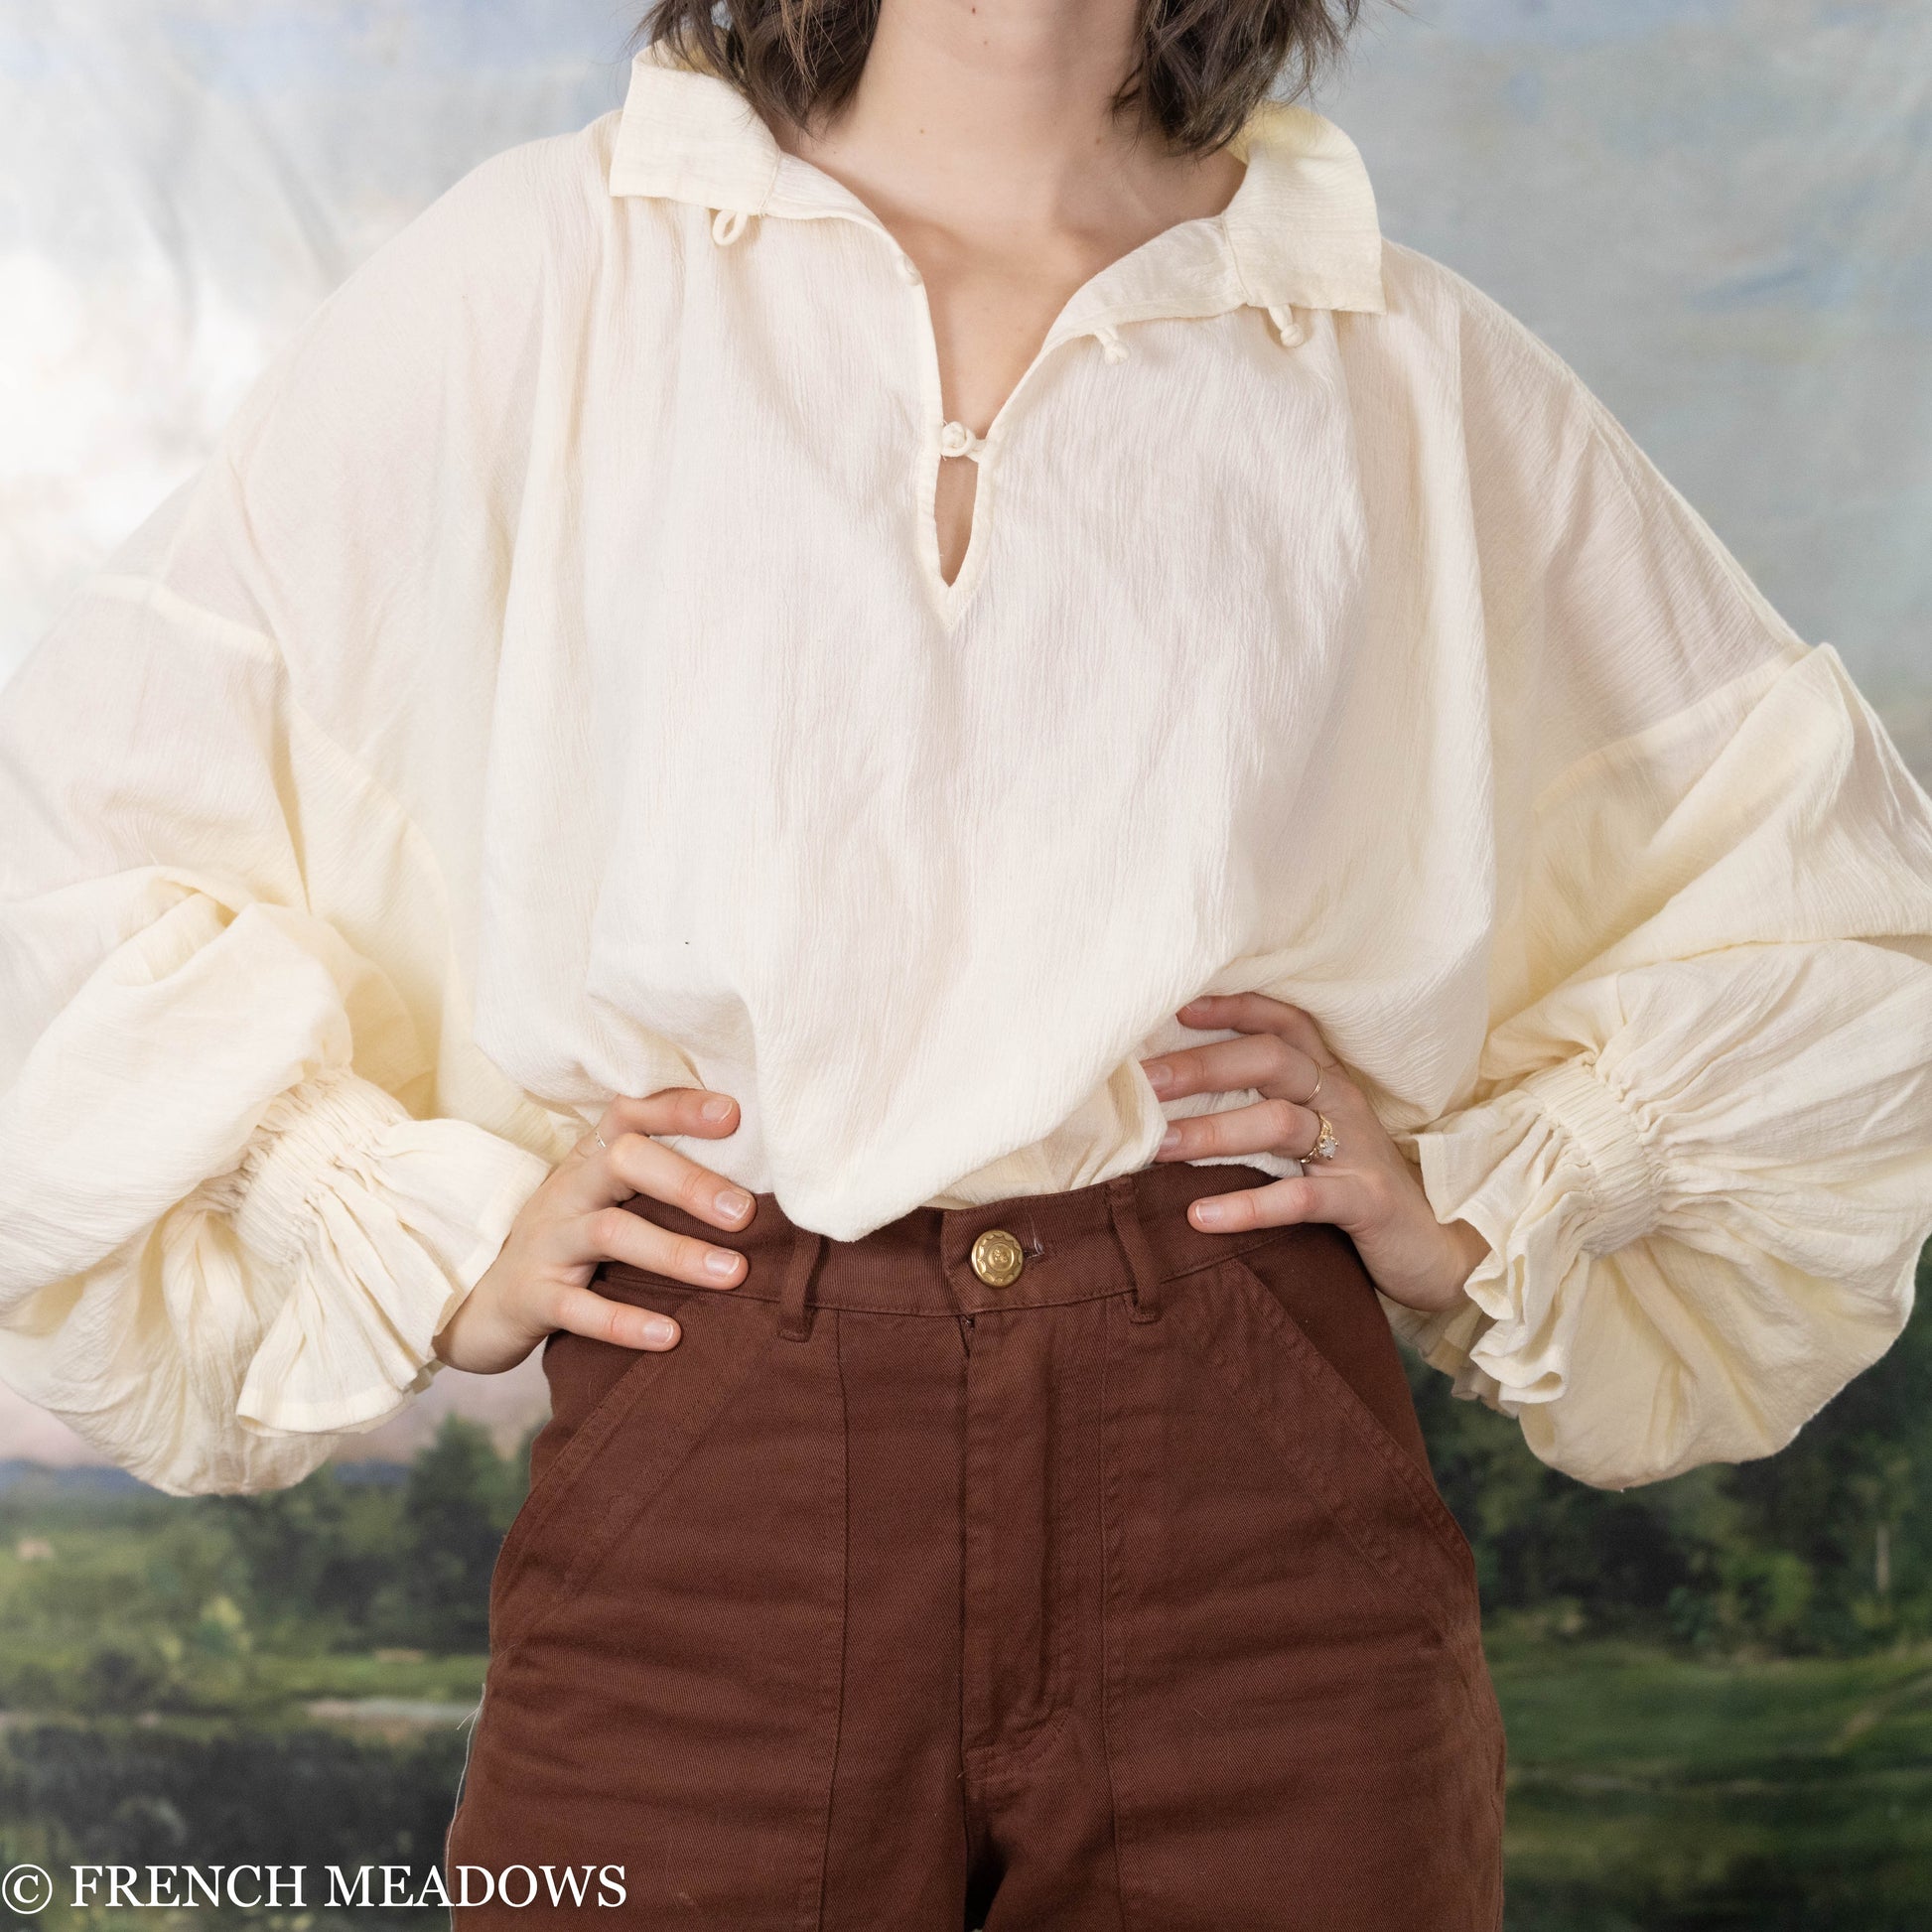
[
  {"xmin": 1097, "ymin": 1295, "xmax": 1135, "ymax": 1932},
  {"xmin": 958, "ymin": 1323, "xmax": 987, "ymax": 1882},
  {"xmin": 797, "ymin": 1311, "xmax": 849, "ymax": 1931},
  {"xmin": 961, "ymin": 1704, "xmax": 1074, "ymax": 1782}
]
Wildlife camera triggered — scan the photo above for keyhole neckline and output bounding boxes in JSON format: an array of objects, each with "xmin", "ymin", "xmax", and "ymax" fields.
[{"xmin": 714, "ymin": 153, "xmax": 1335, "ymax": 628}]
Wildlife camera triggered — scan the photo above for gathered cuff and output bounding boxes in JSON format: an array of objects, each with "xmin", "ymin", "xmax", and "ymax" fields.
[
  {"xmin": 1516, "ymin": 1059, "xmax": 1663, "ymax": 1253},
  {"xmin": 1391, "ymin": 1053, "xmax": 1664, "ymax": 1415},
  {"xmin": 221, "ymin": 1063, "xmax": 554, "ymax": 1435}
]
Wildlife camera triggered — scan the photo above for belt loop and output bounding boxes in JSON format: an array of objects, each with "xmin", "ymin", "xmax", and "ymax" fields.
[
  {"xmin": 1106, "ymin": 1174, "xmax": 1165, "ymax": 1324},
  {"xmin": 779, "ymin": 1224, "xmax": 823, "ymax": 1342}
]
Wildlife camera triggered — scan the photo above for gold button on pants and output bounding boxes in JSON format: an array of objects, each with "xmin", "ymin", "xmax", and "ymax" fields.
[{"xmin": 970, "ymin": 1228, "xmax": 1026, "ymax": 1287}]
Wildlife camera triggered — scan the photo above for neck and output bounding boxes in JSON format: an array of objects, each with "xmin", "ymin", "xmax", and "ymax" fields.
[{"xmin": 779, "ymin": 0, "xmax": 1238, "ymax": 238}]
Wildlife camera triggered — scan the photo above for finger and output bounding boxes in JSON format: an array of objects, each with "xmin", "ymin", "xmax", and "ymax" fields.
[
  {"xmin": 578, "ymin": 1200, "xmax": 751, "ymax": 1290},
  {"xmin": 602, "ymin": 1086, "xmax": 742, "ymax": 1145},
  {"xmin": 1155, "ymin": 1096, "xmax": 1320, "ymax": 1162},
  {"xmin": 1176, "ymin": 994, "xmax": 1339, "ymax": 1067},
  {"xmin": 1142, "ymin": 1033, "xmax": 1318, "ymax": 1105},
  {"xmin": 567, "ymin": 1087, "xmax": 741, "ymax": 1183},
  {"xmin": 624, "ymin": 1134, "xmax": 758, "ymax": 1231},
  {"xmin": 558, "ymin": 1126, "xmax": 758, "ymax": 1234},
  {"xmin": 1186, "ymin": 1169, "xmax": 1368, "ymax": 1233},
  {"xmin": 544, "ymin": 1278, "xmax": 684, "ymax": 1352}
]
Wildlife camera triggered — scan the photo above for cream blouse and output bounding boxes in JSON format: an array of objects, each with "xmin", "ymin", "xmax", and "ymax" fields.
[{"xmin": 4, "ymin": 43, "xmax": 1932, "ymax": 1500}]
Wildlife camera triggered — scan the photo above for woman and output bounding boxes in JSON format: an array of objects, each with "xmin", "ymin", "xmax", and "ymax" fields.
[{"xmin": 3, "ymin": 0, "xmax": 1930, "ymax": 1925}]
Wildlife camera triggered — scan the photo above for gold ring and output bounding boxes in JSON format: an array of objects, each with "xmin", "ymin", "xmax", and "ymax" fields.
[
  {"xmin": 594, "ymin": 1129, "xmax": 610, "ymax": 1153},
  {"xmin": 1302, "ymin": 1067, "xmax": 1323, "ymax": 1106},
  {"xmin": 1299, "ymin": 1112, "xmax": 1338, "ymax": 1163}
]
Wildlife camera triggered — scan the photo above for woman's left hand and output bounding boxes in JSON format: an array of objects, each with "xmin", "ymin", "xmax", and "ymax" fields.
[{"xmin": 1141, "ymin": 993, "xmax": 1490, "ymax": 1315}]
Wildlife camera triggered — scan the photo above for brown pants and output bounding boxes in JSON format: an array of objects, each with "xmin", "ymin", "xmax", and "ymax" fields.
[{"xmin": 444, "ymin": 1161, "xmax": 1506, "ymax": 1928}]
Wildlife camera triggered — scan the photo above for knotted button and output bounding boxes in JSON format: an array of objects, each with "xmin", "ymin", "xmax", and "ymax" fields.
[
  {"xmin": 970, "ymin": 1228, "xmax": 1026, "ymax": 1288},
  {"xmin": 1266, "ymin": 302, "xmax": 1307, "ymax": 348},
  {"xmin": 938, "ymin": 419, "xmax": 984, "ymax": 460},
  {"xmin": 897, "ymin": 253, "xmax": 923, "ymax": 286}
]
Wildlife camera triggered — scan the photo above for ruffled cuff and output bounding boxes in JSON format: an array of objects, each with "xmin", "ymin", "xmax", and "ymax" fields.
[
  {"xmin": 217, "ymin": 1062, "xmax": 554, "ymax": 1435},
  {"xmin": 1389, "ymin": 1056, "xmax": 1665, "ymax": 1415}
]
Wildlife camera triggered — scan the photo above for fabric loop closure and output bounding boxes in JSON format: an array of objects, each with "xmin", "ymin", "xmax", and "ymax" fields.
[
  {"xmin": 937, "ymin": 419, "xmax": 988, "ymax": 462},
  {"xmin": 1266, "ymin": 303, "xmax": 1307, "ymax": 348}
]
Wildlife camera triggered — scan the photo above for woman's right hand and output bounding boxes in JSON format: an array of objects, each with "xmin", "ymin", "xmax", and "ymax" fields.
[{"xmin": 430, "ymin": 1087, "xmax": 755, "ymax": 1376}]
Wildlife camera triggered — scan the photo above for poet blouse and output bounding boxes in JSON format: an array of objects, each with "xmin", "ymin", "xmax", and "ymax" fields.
[{"xmin": 4, "ymin": 43, "xmax": 1932, "ymax": 1498}]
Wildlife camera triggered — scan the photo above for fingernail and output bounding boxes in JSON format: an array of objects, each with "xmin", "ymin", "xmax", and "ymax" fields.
[
  {"xmin": 1158, "ymin": 1126, "xmax": 1181, "ymax": 1155},
  {"xmin": 1143, "ymin": 1060, "xmax": 1173, "ymax": 1094},
  {"xmin": 700, "ymin": 1093, "xmax": 734, "ymax": 1121},
  {"xmin": 1192, "ymin": 1197, "xmax": 1228, "ymax": 1227},
  {"xmin": 704, "ymin": 1247, "xmax": 742, "ymax": 1280},
  {"xmin": 643, "ymin": 1314, "xmax": 680, "ymax": 1346},
  {"xmin": 715, "ymin": 1187, "xmax": 752, "ymax": 1220}
]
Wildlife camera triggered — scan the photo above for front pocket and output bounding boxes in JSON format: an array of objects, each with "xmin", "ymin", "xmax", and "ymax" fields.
[
  {"xmin": 1226, "ymin": 1251, "xmax": 1476, "ymax": 1573},
  {"xmin": 487, "ymin": 1283, "xmax": 776, "ymax": 1662},
  {"xmin": 1100, "ymin": 1261, "xmax": 1507, "ymax": 1928},
  {"xmin": 453, "ymin": 1294, "xmax": 849, "ymax": 1926},
  {"xmin": 1169, "ymin": 1254, "xmax": 1481, "ymax": 1649}
]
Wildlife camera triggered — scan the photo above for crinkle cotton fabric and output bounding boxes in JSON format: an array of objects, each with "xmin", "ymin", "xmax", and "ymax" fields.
[{"xmin": 3, "ymin": 42, "xmax": 1932, "ymax": 1496}]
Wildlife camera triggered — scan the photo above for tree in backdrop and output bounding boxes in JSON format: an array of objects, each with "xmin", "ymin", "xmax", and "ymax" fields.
[
  {"xmin": 204, "ymin": 1414, "xmax": 536, "ymax": 1652},
  {"xmin": 395, "ymin": 1414, "xmax": 528, "ymax": 1650},
  {"xmin": 1407, "ymin": 1245, "xmax": 1932, "ymax": 1650}
]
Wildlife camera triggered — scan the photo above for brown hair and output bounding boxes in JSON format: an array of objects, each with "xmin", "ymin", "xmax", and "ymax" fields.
[{"xmin": 631, "ymin": 1, "xmax": 1367, "ymax": 157}]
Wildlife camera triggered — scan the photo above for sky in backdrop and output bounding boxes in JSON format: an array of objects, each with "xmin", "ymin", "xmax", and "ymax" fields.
[{"xmin": 2, "ymin": 0, "xmax": 1928, "ymax": 1466}]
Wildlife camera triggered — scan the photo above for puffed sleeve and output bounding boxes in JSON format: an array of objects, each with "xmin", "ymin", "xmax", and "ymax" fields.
[
  {"xmin": 0, "ymin": 142, "xmax": 576, "ymax": 1497},
  {"xmin": 1386, "ymin": 270, "xmax": 1932, "ymax": 1490}
]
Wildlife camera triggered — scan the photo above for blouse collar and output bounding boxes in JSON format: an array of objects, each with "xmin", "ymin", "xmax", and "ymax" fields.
[{"xmin": 607, "ymin": 40, "xmax": 1386, "ymax": 325}]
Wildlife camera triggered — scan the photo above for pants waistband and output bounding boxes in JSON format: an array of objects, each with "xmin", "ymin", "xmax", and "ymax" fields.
[{"xmin": 601, "ymin": 1160, "xmax": 1286, "ymax": 1325}]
